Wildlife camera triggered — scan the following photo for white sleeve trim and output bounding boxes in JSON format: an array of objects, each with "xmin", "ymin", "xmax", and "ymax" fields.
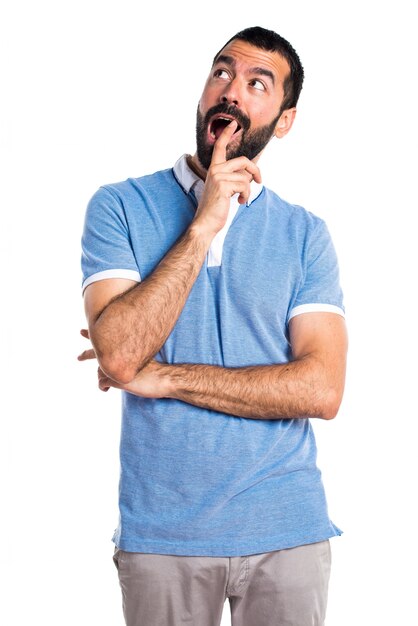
[
  {"xmin": 288, "ymin": 303, "xmax": 345, "ymax": 321},
  {"xmin": 82, "ymin": 269, "xmax": 141, "ymax": 294}
]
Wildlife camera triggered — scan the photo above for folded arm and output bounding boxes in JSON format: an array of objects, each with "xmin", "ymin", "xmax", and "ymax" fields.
[{"xmin": 98, "ymin": 311, "xmax": 348, "ymax": 420}]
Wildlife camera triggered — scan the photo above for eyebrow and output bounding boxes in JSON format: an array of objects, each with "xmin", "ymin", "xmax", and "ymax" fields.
[{"xmin": 213, "ymin": 54, "xmax": 276, "ymax": 85}]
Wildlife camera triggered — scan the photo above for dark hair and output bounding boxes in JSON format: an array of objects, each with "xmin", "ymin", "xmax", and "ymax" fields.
[{"xmin": 212, "ymin": 26, "xmax": 304, "ymax": 114}]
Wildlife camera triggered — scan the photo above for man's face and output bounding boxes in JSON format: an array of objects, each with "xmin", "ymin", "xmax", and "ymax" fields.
[{"xmin": 196, "ymin": 39, "xmax": 293, "ymax": 171}]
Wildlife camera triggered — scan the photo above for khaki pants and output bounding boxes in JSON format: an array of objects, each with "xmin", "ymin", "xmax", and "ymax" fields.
[{"xmin": 113, "ymin": 540, "xmax": 331, "ymax": 626}]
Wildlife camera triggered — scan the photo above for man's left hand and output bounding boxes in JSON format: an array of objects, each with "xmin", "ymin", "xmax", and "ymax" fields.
[
  {"xmin": 77, "ymin": 328, "xmax": 96, "ymax": 361},
  {"xmin": 78, "ymin": 328, "xmax": 170, "ymax": 398},
  {"xmin": 98, "ymin": 359, "xmax": 170, "ymax": 398}
]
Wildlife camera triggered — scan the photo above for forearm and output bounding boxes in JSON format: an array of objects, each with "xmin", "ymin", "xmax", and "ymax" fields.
[
  {"xmin": 91, "ymin": 222, "xmax": 212, "ymax": 383},
  {"xmin": 165, "ymin": 358, "xmax": 341, "ymax": 420}
]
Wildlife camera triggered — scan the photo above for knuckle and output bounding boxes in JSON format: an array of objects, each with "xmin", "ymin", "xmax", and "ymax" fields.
[{"xmin": 237, "ymin": 156, "xmax": 250, "ymax": 167}]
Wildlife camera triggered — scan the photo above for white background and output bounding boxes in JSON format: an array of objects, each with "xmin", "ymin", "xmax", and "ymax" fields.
[{"xmin": 2, "ymin": 1, "xmax": 417, "ymax": 624}]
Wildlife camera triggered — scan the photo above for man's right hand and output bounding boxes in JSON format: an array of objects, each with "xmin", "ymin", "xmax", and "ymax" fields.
[{"xmin": 193, "ymin": 120, "xmax": 262, "ymax": 237}]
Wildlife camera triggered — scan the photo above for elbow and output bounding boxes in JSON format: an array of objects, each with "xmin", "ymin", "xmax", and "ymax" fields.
[
  {"xmin": 319, "ymin": 388, "xmax": 343, "ymax": 420},
  {"xmin": 97, "ymin": 354, "xmax": 140, "ymax": 385},
  {"xmin": 90, "ymin": 327, "xmax": 143, "ymax": 384},
  {"xmin": 321, "ymin": 407, "xmax": 338, "ymax": 421}
]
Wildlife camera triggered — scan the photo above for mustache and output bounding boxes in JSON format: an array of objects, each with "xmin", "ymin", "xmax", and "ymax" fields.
[{"xmin": 203, "ymin": 103, "xmax": 251, "ymax": 133}]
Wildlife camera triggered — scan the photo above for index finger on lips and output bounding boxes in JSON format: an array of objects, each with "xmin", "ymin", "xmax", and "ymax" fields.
[{"xmin": 211, "ymin": 120, "xmax": 238, "ymax": 165}]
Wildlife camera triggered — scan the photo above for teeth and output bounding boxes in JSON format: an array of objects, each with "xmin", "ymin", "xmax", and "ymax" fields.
[{"xmin": 209, "ymin": 116, "xmax": 240, "ymax": 138}]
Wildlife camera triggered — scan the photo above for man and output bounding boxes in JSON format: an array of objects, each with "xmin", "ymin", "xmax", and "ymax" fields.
[{"xmin": 79, "ymin": 26, "xmax": 347, "ymax": 626}]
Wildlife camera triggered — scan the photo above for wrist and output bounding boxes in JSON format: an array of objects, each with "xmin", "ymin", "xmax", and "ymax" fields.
[
  {"xmin": 163, "ymin": 364, "xmax": 181, "ymax": 399},
  {"xmin": 188, "ymin": 217, "xmax": 217, "ymax": 245}
]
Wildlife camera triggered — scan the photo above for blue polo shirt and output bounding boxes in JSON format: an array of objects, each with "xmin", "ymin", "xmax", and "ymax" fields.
[{"xmin": 81, "ymin": 155, "xmax": 344, "ymax": 556}]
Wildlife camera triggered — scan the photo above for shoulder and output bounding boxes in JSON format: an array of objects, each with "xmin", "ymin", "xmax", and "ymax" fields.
[
  {"xmin": 100, "ymin": 167, "xmax": 176, "ymax": 200},
  {"xmin": 85, "ymin": 167, "xmax": 179, "ymax": 218},
  {"xmin": 261, "ymin": 187, "xmax": 326, "ymax": 233}
]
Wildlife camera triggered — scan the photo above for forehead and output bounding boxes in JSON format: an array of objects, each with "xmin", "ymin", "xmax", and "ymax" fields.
[{"xmin": 213, "ymin": 39, "xmax": 291, "ymax": 88}]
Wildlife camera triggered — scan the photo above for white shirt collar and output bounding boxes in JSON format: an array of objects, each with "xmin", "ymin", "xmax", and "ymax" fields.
[{"xmin": 173, "ymin": 154, "xmax": 263, "ymax": 206}]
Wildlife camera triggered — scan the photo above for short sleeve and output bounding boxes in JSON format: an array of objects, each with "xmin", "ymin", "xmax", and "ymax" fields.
[
  {"xmin": 81, "ymin": 186, "xmax": 141, "ymax": 293},
  {"xmin": 288, "ymin": 219, "xmax": 345, "ymax": 322}
]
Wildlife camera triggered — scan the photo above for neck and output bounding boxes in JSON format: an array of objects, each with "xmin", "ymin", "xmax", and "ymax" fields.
[{"xmin": 187, "ymin": 154, "xmax": 207, "ymax": 181}]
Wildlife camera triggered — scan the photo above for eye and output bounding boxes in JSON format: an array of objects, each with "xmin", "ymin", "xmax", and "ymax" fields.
[
  {"xmin": 213, "ymin": 69, "xmax": 230, "ymax": 80},
  {"xmin": 249, "ymin": 78, "xmax": 266, "ymax": 91}
]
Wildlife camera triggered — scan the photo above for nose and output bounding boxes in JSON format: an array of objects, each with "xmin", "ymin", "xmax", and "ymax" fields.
[{"xmin": 220, "ymin": 77, "xmax": 242, "ymax": 106}]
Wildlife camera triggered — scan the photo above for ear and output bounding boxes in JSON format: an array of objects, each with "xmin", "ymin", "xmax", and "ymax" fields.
[{"xmin": 274, "ymin": 107, "xmax": 297, "ymax": 139}]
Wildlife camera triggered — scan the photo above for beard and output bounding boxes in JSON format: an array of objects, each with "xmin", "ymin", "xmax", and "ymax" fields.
[{"xmin": 195, "ymin": 102, "xmax": 280, "ymax": 171}]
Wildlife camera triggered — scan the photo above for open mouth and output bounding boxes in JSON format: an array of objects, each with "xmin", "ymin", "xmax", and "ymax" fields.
[{"xmin": 209, "ymin": 116, "xmax": 242, "ymax": 140}]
